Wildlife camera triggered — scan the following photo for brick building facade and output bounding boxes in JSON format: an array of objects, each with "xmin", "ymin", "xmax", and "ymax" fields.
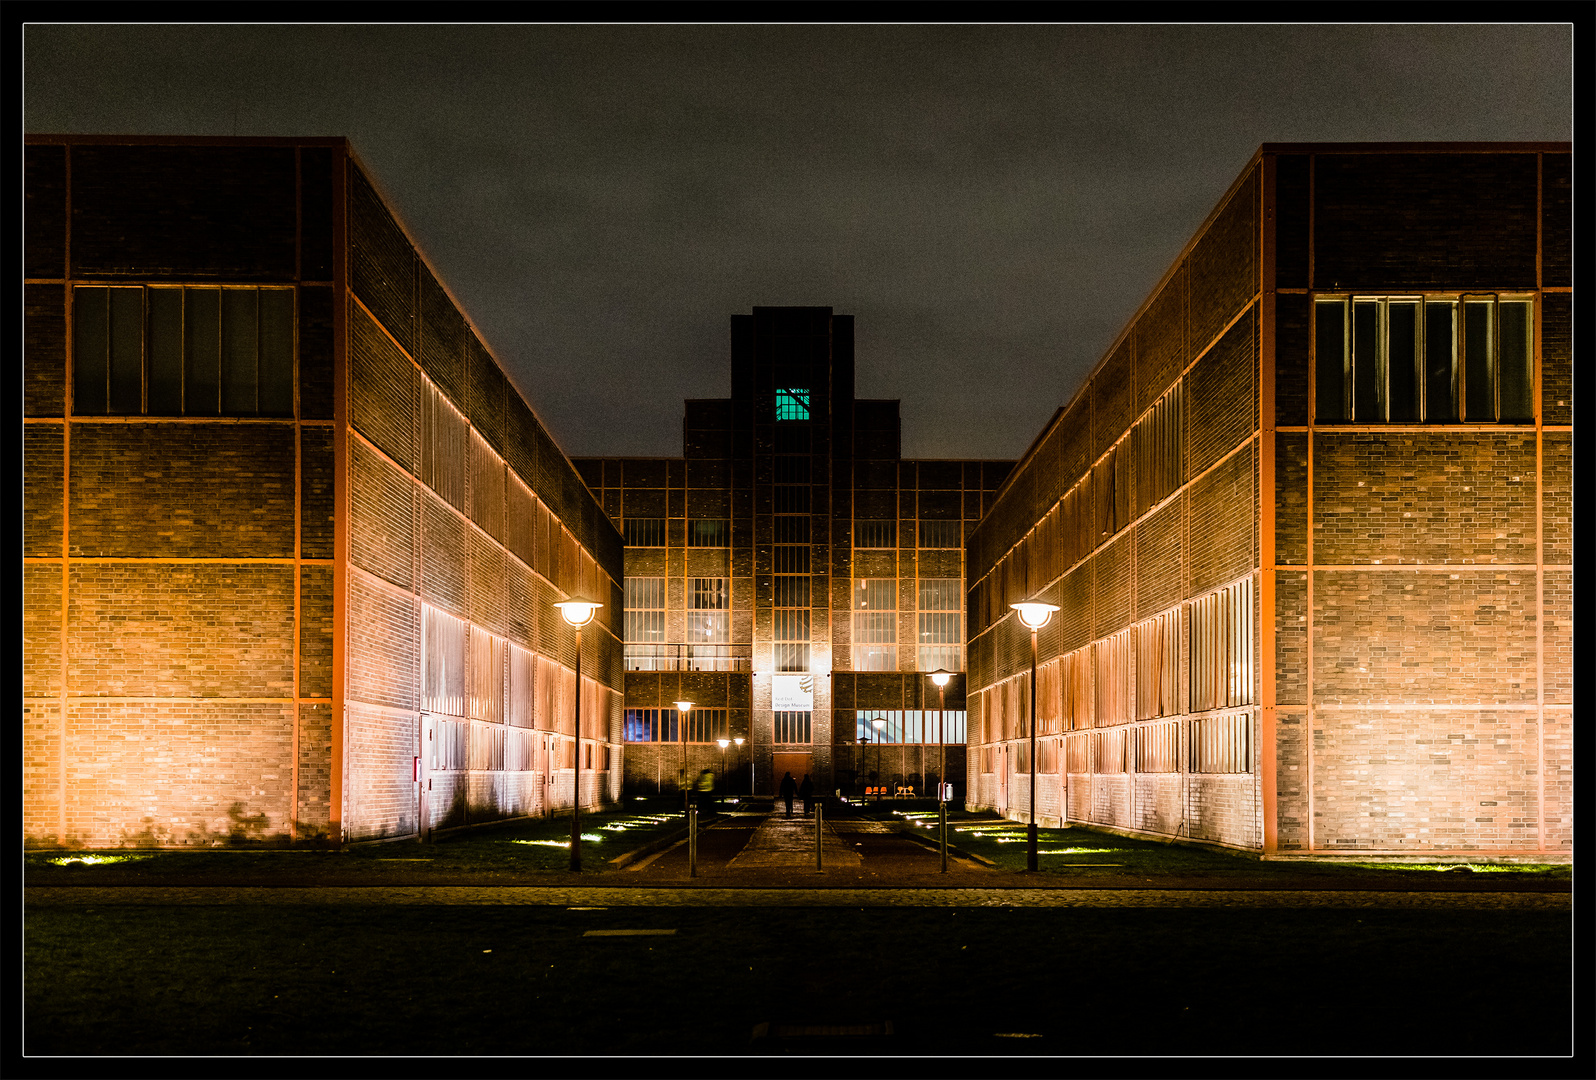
[
  {"xmin": 23, "ymin": 136, "xmax": 625, "ymax": 847},
  {"xmin": 966, "ymin": 142, "xmax": 1572, "ymax": 858},
  {"xmin": 574, "ymin": 308, "xmax": 1012, "ymax": 799}
]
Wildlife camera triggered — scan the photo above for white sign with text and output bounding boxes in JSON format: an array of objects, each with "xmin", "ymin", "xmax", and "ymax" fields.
[{"xmin": 773, "ymin": 674, "xmax": 814, "ymax": 712}]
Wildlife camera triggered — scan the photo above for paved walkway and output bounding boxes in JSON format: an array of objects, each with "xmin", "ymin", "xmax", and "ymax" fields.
[{"xmin": 725, "ymin": 809, "xmax": 861, "ymax": 869}]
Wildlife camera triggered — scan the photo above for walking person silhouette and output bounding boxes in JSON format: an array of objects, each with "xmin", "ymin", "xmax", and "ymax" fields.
[{"xmin": 779, "ymin": 771, "xmax": 796, "ymax": 819}]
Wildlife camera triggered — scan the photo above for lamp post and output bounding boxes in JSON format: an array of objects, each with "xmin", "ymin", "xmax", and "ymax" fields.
[
  {"xmin": 871, "ymin": 717, "xmax": 886, "ymax": 799},
  {"xmin": 553, "ymin": 596, "xmax": 602, "ymax": 873},
  {"xmin": 674, "ymin": 700, "xmax": 694, "ymax": 814},
  {"xmin": 734, "ymin": 736, "xmax": 746, "ymax": 796},
  {"xmin": 717, "ymin": 738, "xmax": 729, "ymax": 794},
  {"xmin": 929, "ymin": 669, "xmax": 953, "ymax": 872},
  {"xmin": 1011, "ymin": 600, "xmax": 1059, "ymax": 873}
]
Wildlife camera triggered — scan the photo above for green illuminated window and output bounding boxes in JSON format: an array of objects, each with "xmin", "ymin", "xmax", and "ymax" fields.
[{"xmin": 775, "ymin": 387, "xmax": 810, "ymax": 421}]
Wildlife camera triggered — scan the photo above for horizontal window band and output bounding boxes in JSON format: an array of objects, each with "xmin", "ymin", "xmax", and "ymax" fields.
[
  {"xmin": 23, "ymin": 416, "xmax": 334, "ymax": 426},
  {"xmin": 1289, "ymin": 424, "xmax": 1544, "ymax": 433},
  {"xmin": 1306, "ymin": 702, "xmax": 1544, "ymax": 711},
  {"xmin": 1293, "ymin": 564, "xmax": 1551, "ymax": 571},
  {"xmin": 27, "ymin": 557, "xmax": 329, "ymax": 564},
  {"xmin": 61, "ymin": 417, "xmax": 301, "ymax": 426},
  {"xmin": 50, "ymin": 697, "xmax": 334, "ymax": 704}
]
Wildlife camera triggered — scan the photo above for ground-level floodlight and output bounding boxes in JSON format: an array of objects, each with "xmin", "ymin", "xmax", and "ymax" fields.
[{"xmin": 554, "ymin": 596, "xmax": 602, "ymax": 872}]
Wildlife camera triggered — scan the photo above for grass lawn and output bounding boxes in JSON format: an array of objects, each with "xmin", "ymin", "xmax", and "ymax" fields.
[
  {"xmin": 836, "ymin": 800, "xmax": 1572, "ymax": 882},
  {"xmin": 23, "ymin": 901, "xmax": 1572, "ymax": 1057},
  {"xmin": 23, "ymin": 799, "xmax": 695, "ymax": 885}
]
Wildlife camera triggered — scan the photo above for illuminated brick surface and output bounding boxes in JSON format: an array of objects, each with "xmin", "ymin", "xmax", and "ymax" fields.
[
  {"xmin": 23, "ymin": 137, "xmax": 623, "ymax": 847},
  {"xmin": 966, "ymin": 144, "xmax": 1571, "ymax": 857}
]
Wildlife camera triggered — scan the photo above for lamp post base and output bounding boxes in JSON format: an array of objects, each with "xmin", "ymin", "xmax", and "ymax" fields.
[{"xmin": 1026, "ymin": 821, "xmax": 1038, "ymax": 872}]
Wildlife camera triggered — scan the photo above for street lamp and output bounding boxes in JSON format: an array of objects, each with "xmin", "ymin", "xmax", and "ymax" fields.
[
  {"xmin": 1011, "ymin": 600, "xmax": 1059, "ymax": 872},
  {"xmin": 717, "ymin": 738, "xmax": 730, "ymax": 794},
  {"xmin": 674, "ymin": 700, "xmax": 694, "ymax": 814},
  {"xmin": 929, "ymin": 669, "xmax": 953, "ymax": 873},
  {"xmin": 734, "ymin": 736, "xmax": 746, "ymax": 796},
  {"xmin": 871, "ymin": 717, "xmax": 887, "ymax": 799},
  {"xmin": 553, "ymin": 595, "xmax": 602, "ymax": 873}
]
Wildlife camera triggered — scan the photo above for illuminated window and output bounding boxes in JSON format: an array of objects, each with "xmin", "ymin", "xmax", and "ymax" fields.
[
  {"xmin": 73, "ymin": 285, "xmax": 294, "ymax": 417},
  {"xmin": 853, "ymin": 578, "xmax": 896, "ymax": 671},
  {"xmin": 624, "ymin": 577, "xmax": 665, "ymax": 645},
  {"xmin": 1189, "ymin": 578, "xmax": 1254, "ymax": 712},
  {"xmin": 691, "ymin": 578, "xmax": 730, "ymax": 643},
  {"xmin": 775, "ymin": 387, "xmax": 810, "ymax": 421},
  {"xmin": 775, "ymin": 711, "xmax": 812, "ymax": 744},
  {"xmin": 1190, "ymin": 713, "xmax": 1251, "ymax": 774},
  {"xmin": 918, "ymin": 520, "xmax": 962, "ymax": 549},
  {"xmin": 917, "ymin": 578, "xmax": 963, "ymax": 672},
  {"xmin": 855, "ymin": 711, "xmax": 966, "ymax": 744},
  {"xmin": 1135, "ymin": 608, "xmax": 1180, "ymax": 720}
]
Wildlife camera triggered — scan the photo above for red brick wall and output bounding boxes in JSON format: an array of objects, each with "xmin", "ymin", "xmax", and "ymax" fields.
[{"xmin": 21, "ymin": 140, "xmax": 622, "ymax": 848}]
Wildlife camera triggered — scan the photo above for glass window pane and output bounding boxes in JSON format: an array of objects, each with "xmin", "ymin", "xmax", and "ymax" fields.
[
  {"xmin": 221, "ymin": 289, "xmax": 258, "ymax": 414},
  {"xmin": 184, "ymin": 287, "xmax": 220, "ymax": 416},
  {"xmin": 1314, "ymin": 301, "xmax": 1346, "ymax": 422},
  {"xmin": 918, "ymin": 578, "xmax": 961, "ymax": 611},
  {"xmin": 1464, "ymin": 301, "xmax": 1494, "ymax": 421},
  {"xmin": 690, "ymin": 611, "xmax": 729, "ymax": 643},
  {"xmin": 773, "ymin": 516, "xmax": 810, "ymax": 543},
  {"xmin": 624, "ymin": 518, "xmax": 666, "ymax": 546},
  {"xmin": 773, "ymin": 545, "xmax": 810, "ymax": 573},
  {"xmin": 72, "ymin": 286, "xmax": 109, "ymax": 414},
  {"xmin": 147, "ymin": 288, "xmax": 184, "ymax": 415},
  {"xmin": 1425, "ymin": 302, "xmax": 1456, "ymax": 422},
  {"xmin": 109, "ymin": 287, "xmax": 144, "ymax": 414},
  {"xmin": 773, "ymin": 575, "xmax": 810, "ymax": 607},
  {"xmin": 259, "ymin": 288, "xmax": 295, "ymax": 416},
  {"xmin": 855, "ymin": 519, "xmax": 895, "ymax": 548},
  {"xmin": 1498, "ymin": 302, "xmax": 1533, "ymax": 421},
  {"xmin": 1387, "ymin": 302, "xmax": 1419, "ymax": 421},
  {"xmin": 691, "ymin": 578, "xmax": 728, "ymax": 609},
  {"xmin": 775, "ymin": 387, "xmax": 810, "ymax": 421},
  {"xmin": 773, "ymin": 485, "xmax": 811, "ymax": 513},
  {"xmin": 1353, "ymin": 300, "xmax": 1379, "ymax": 421},
  {"xmin": 856, "ymin": 579, "xmax": 895, "ymax": 611},
  {"xmin": 688, "ymin": 518, "xmax": 729, "ymax": 546}
]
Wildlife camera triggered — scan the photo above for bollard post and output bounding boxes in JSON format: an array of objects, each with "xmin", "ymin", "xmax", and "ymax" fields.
[
  {"xmin": 940, "ymin": 799, "xmax": 948, "ymax": 873},
  {"xmin": 815, "ymin": 801, "xmax": 823, "ymax": 873},
  {"xmin": 689, "ymin": 804, "xmax": 697, "ymax": 878}
]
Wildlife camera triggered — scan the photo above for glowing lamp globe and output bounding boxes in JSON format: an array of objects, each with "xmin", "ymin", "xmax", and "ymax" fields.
[
  {"xmin": 554, "ymin": 597, "xmax": 602, "ymax": 628},
  {"xmin": 1011, "ymin": 601, "xmax": 1060, "ymax": 631}
]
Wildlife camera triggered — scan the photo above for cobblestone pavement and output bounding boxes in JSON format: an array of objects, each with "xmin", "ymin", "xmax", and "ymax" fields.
[
  {"xmin": 23, "ymin": 885, "xmax": 1568, "ymax": 909},
  {"xmin": 725, "ymin": 810, "xmax": 862, "ymax": 868}
]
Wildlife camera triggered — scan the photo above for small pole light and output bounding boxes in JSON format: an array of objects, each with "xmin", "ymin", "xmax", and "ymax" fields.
[
  {"xmin": 554, "ymin": 596, "xmax": 603, "ymax": 872},
  {"xmin": 1010, "ymin": 600, "xmax": 1058, "ymax": 871}
]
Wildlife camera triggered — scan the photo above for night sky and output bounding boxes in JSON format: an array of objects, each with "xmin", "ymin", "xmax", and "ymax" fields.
[{"xmin": 24, "ymin": 24, "xmax": 1571, "ymax": 461}]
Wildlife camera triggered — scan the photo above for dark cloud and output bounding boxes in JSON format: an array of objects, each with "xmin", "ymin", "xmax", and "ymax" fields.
[{"xmin": 24, "ymin": 23, "xmax": 1572, "ymax": 459}]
